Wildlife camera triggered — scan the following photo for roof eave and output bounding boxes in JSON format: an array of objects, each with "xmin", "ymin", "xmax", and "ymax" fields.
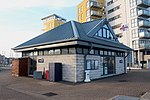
[{"xmin": 13, "ymin": 38, "xmax": 78, "ymax": 51}]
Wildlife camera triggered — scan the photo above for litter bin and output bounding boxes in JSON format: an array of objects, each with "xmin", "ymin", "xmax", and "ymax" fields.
[{"xmin": 46, "ymin": 70, "xmax": 49, "ymax": 81}]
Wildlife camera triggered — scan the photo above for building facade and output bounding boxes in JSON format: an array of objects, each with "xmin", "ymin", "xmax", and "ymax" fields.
[
  {"xmin": 13, "ymin": 18, "xmax": 131, "ymax": 83},
  {"xmin": 105, "ymin": 0, "xmax": 150, "ymax": 68},
  {"xmin": 77, "ymin": 0, "xmax": 105, "ymax": 23},
  {"xmin": 41, "ymin": 14, "xmax": 66, "ymax": 32}
]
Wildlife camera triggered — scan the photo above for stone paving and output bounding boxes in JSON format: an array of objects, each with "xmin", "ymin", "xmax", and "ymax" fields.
[{"xmin": 1, "ymin": 68, "xmax": 150, "ymax": 100}]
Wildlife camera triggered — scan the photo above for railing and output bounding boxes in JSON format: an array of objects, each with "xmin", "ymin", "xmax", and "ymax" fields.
[
  {"xmin": 138, "ymin": 10, "xmax": 150, "ymax": 16},
  {"xmin": 137, "ymin": 0, "xmax": 150, "ymax": 7},
  {"xmin": 139, "ymin": 20, "xmax": 150, "ymax": 27},
  {"xmin": 91, "ymin": 10, "xmax": 102, "ymax": 16},
  {"xmin": 139, "ymin": 44, "xmax": 150, "ymax": 49},
  {"xmin": 139, "ymin": 31, "xmax": 150, "ymax": 38},
  {"xmin": 90, "ymin": 2, "xmax": 102, "ymax": 8}
]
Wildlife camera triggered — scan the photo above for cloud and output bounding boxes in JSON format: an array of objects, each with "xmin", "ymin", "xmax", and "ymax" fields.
[{"xmin": 0, "ymin": 0, "xmax": 81, "ymax": 10}]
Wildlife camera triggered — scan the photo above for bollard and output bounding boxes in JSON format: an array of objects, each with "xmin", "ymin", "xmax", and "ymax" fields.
[{"xmin": 84, "ymin": 70, "xmax": 91, "ymax": 82}]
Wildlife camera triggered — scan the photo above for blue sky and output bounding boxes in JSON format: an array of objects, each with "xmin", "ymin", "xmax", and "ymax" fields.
[{"xmin": 0, "ymin": 0, "xmax": 82, "ymax": 57}]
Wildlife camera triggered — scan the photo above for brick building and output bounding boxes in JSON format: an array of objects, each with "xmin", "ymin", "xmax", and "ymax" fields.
[{"xmin": 13, "ymin": 18, "xmax": 131, "ymax": 83}]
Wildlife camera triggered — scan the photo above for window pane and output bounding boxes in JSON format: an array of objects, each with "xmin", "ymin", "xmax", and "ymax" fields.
[
  {"xmin": 55, "ymin": 49, "xmax": 61, "ymax": 54},
  {"xmin": 91, "ymin": 60, "xmax": 95, "ymax": 69},
  {"xmin": 69, "ymin": 48, "xmax": 76, "ymax": 54},
  {"xmin": 90, "ymin": 50, "xmax": 94, "ymax": 54},
  {"xmin": 77, "ymin": 48, "xmax": 82, "ymax": 54},
  {"xmin": 104, "ymin": 51, "xmax": 107, "ymax": 55},
  {"xmin": 98, "ymin": 29, "xmax": 102, "ymax": 37},
  {"xmin": 107, "ymin": 30, "xmax": 110, "ymax": 39},
  {"xmin": 95, "ymin": 50, "xmax": 99, "ymax": 55},
  {"xmin": 95, "ymin": 60, "xmax": 99, "ymax": 69},
  {"xmin": 49, "ymin": 50, "xmax": 54, "ymax": 55},
  {"xmin": 103, "ymin": 29, "xmax": 107, "ymax": 38},
  {"xmin": 100, "ymin": 50, "xmax": 103, "ymax": 55},
  {"xmin": 86, "ymin": 60, "xmax": 91, "ymax": 70},
  {"xmin": 83, "ymin": 48, "xmax": 88, "ymax": 54},
  {"xmin": 62, "ymin": 48, "xmax": 68, "ymax": 54},
  {"xmin": 44, "ymin": 50, "xmax": 48, "ymax": 55}
]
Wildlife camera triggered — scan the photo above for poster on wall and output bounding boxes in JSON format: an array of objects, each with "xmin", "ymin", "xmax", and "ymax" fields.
[{"xmin": 38, "ymin": 58, "xmax": 44, "ymax": 63}]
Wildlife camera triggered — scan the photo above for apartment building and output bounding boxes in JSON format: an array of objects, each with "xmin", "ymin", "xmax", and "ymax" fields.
[
  {"xmin": 105, "ymin": 0, "xmax": 150, "ymax": 68},
  {"xmin": 41, "ymin": 14, "xmax": 66, "ymax": 32},
  {"xmin": 77, "ymin": 0, "xmax": 105, "ymax": 23}
]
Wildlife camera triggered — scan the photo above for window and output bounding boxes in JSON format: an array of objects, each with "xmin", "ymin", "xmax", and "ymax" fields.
[
  {"xmin": 130, "ymin": 0, "xmax": 136, "ymax": 7},
  {"xmin": 108, "ymin": 14, "xmax": 121, "ymax": 22},
  {"xmin": 112, "ymin": 52, "xmax": 115, "ymax": 56},
  {"xmin": 69, "ymin": 48, "xmax": 76, "ymax": 54},
  {"xmin": 34, "ymin": 51, "xmax": 38, "ymax": 56},
  {"xmin": 95, "ymin": 25, "xmax": 115, "ymax": 41},
  {"xmin": 108, "ymin": 51, "xmax": 112, "ymax": 55},
  {"xmin": 130, "ymin": 8, "xmax": 137, "ymax": 17},
  {"xmin": 62, "ymin": 48, "xmax": 68, "ymax": 54},
  {"xmin": 54, "ymin": 49, "xmax": 61, "ymax": 54},
  {"xmin": 107, "ymin": 0, "xmax": 118, "ymax": 6},
  {"xmin": 44, "ymin": 50, "xmax": 48, "ymax": 55},
  {"xmin": 132, "ymin": 29, "xmax": 138, "ymax": 38},
  {"xmin": 104, "ymin": 51, "xmax": 108, "ymax": 55},
  {"xmin": 133, "ymin": 40, "xmax": 139, "ymax": 49},
  {"xmin": 39, "ymin": 51, "xmax": 44, "ymax": 56},
  {"xmin": 131, "ymin": 19, "xmax": 138, "ymax": 27},
  {"xmin": 86, "ymin": 60, "xmax": 99, "ymax": 70},
  {"xmin": 95, "ymin": 49, "xmax": 99, "ymax": 55},
  {"xmin": 108, "ymin": 5, "xmax": 120, "ymax": 14},
  {"xmin": 77, "ymin": 48, "xmax": 82, "ymax": 54},
  {"xmin": 112, "ymin": 23, "xmax": 122, "ymax": 29},
  {"xmin": 103, "ymin": 29, "xmax": 107, "ymax": 38},
  {"xmin": 86, "ymin": 17, "xmax": 91, "ymax": 21},
  {"xmin": 49, "ymin": 50, "xmax": 54, "ymax": 55},
  {"xmin": 86, "ymin": 10, "xmax": 90, "ymax": 17},
  {"xmin": 83, "ymin": 48, "xmax": 88, "ymax": 54},
  {"xmin": 90, "ymin": 49, "xmax": 94, "ymax": 54},
  {"xmin": 100, "ymin": 50, "xmax": 103, "ymax": 55},
  {"xmin": 86, "ymin": 1, "xmax": 90, "ymax": 8},
  {"xmin": 97, "ymin": 29, "xmax": 102, "ymax": 37}
]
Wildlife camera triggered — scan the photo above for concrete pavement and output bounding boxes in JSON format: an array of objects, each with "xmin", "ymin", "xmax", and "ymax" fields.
[{"xmin": 1, "ymin": 68, "xmax": 150, "ymax": 100}]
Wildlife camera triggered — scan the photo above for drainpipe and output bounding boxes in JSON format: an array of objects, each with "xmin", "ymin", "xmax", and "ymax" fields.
[
  {"xmin": 124, "ymin": 51, "xmax": 131, "ymax": 73},
  {"xmin": 84, "ymin": 42, "xmax": 93, "ymax": 82}
]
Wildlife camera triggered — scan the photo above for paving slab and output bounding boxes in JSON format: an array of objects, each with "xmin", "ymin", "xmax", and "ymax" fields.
[
  {"xmin": 108, "ymin": 95, "xmax": 140, "ymax": 100},
  {"xmin": 1, "ymin": 69, "xmax": 150, "ymax": 100}
]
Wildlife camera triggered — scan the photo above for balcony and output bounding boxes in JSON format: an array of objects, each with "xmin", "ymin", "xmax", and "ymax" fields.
[
  {"xmin": 139, "ymin": 31, "xmax": 150, "ymax": 38},
  {"xmin": 137, "ymin": 0, "xmax": 150, "ymax": 8},
  {"xmin": 139, "ymin": 20, "xmax": 150, "ymax": 28},
  {"xmin": 91, "ymin": 11, "xmax": 102, "ymax": 17},
  {"xmin": 90, "ymin": 2, "xmax": 102, "ymax": 9},
  {"xmin": 138, "ymin": 10, "xmax": 150, "ymax": 18},
  {"xmin": 139, "ymin": 44, "xmax": 150, "ymax": 49}
]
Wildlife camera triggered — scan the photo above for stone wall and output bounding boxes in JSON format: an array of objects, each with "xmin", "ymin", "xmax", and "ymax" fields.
[
  {"xmin": 36, "ymin": 54, "xmax": 77, "ymax": 82},
  {"xmin": 115, "ymin": 57, "xmax": 125, "ymax": 74},
  {"xmin": 76, "ymin": 55, "xmax": 84, "ymax": 82},
  {"xmin": 36, "ymin": 54, "xmax": 126, "ymax": 83}
]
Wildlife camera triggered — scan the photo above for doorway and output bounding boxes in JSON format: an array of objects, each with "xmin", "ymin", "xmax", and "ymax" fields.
[{"xmin": 103, "ymin": 56, "xmax": 115, "ymax": 75}]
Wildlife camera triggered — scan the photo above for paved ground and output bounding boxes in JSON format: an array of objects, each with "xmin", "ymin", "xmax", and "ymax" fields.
[{"xmin": 1, "ymin": 68, "xmax": 150, "ymax": 100}]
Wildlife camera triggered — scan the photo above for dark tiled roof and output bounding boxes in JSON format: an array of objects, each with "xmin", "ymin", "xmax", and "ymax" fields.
[
  {"xmin": 14, "ymin": 18, "xmax": 131, "ymax": 51},
  {"xmin": 16, "ymin": 22, "xmax": 74, "ymax": 48}
]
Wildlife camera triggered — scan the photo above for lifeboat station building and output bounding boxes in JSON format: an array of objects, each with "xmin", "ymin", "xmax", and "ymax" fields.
[{"xmin": 13, "ymin": 18, "xmax": 131, "ymax": 83}]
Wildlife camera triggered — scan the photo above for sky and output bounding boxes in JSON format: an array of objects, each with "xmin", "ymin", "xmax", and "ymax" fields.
[{"xmin": 0, "ymin": 0, "xmax": 82, "ymax": 57}]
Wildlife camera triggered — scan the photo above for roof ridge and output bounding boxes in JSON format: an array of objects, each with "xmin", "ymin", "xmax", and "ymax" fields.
[{"xmin": 71, "ymin": 21, "xmax": 79, "ymax": 38}]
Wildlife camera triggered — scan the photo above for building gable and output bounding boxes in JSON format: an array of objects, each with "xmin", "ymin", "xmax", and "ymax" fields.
[{"xmin": 86, "ymin": 19, "xmax": 118, "ymax": 42}]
